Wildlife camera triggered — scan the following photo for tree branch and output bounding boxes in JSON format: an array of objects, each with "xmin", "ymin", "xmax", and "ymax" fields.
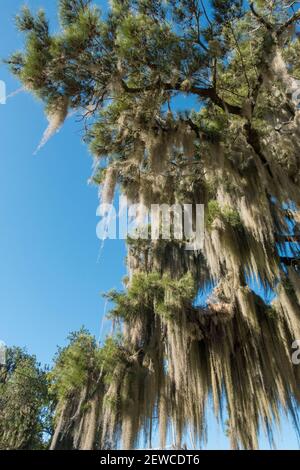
[
  {"xmin": 277, "ymin": 9, "xmax": 300, "ymax": 34},
  {"xmin": 229, "ymin": 24, "xmax": 251, "ymax": 96},
  {"xmin": 121, "ymin": 80, "xmax": 243, "ymax": 116},
  {"xmin": 249, "ymin": 2, "xmax": 273, "ymax": 31},
  {"xmin": 250, "ymin": 1, "xmax": 300, "ymax": 36}
]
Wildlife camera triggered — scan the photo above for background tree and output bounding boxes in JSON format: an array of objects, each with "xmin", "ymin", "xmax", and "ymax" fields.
[
  {"xmin": 0, "ymin": 347, "xmax": 52, "ymax": 449},
  {"xmin": 7, "ymin": 0, "xmax": 300, "ymax": 449}
]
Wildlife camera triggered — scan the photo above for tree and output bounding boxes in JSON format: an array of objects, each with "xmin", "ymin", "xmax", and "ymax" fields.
[
  {"xmin": 0, "ymin": 347, "xmax": 52, "ymax": 449},
  {"xmin": 48, "ymin": 329, "xmax": 131, "ymax": 450},
  {"xmin": 8, "ymin": 0, "xmax": 300, "ymax": 449}
]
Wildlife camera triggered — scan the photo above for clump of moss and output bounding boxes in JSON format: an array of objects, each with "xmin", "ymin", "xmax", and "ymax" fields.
[
  {"xmin": 222, "ymin": 207, "xmax": 242, "ymax": 229},
  {"xmin": 206, "ymin": 200, "xmax": 242, "ymax": 230},
  {"xmin": 206, "ymin": 200, "xmax": 222, "ymax": 227}
]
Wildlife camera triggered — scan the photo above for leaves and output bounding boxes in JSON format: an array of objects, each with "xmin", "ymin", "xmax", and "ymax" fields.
[{"xmin": 0, "ymin": 348, "xmax": 51, "ymax": 450}]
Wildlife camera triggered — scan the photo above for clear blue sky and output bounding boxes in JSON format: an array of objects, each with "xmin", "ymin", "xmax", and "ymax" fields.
[{"xmin": 0, "ymin": 0, "xmax": 298, "ymax": 450}]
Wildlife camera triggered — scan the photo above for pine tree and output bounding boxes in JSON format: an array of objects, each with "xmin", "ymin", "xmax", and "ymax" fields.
[
  {"xmin": 0, "ymin": 347, "xmax": 52, "ymax": 449},
  {"xmin": 8, "ymin": 0, "xmax": 300, "ymax": 449}
]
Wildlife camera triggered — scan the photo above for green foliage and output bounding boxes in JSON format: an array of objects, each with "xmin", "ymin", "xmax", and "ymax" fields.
[
  {"xmin": 115, "ymin": 12, "xmax": 179, "ymax": 72},
  {"xmin": 106, "ymin": 271, "xmax": 197, "ymax": 321},
  {"xmin": 60, "ymin": 6, "xmax": 101, "ymax": 50},
  {"xmin": 206, "ymin": 200, "xmax": 222, "ymax": 227},
  {"xmin": 155, "ymin": 272, "xmax": 197, "ymax": 318},
  {"xmin": 16, "ymin": 6, "xmax": 49, "ymax": 35},
  {"xmin": 10, "ymin": 6, "xmax": 52, "ymax": 97},
  {"xmin": 91, "ymin": 166, "xmax": 107, "ymax": 185},
  {"xmin": 49, "ymin": 329, "xmax": 100, "ymax": 399},
  {"xmin": 58, "ymin": 0, "xmax": 92, "ymax": 27},
  {"xmin": 206, "ymin": 200, "xmax": 242, "ymax": 230},
  {"xmin": 98, "ymin": 336, "xmax": 125, "ymax": 384},
  {"xmin": 0, "ymin": 347, "xmax": 51, "ymax": 450},
  {"xmin": 50, "ymin": 329, "xmax": 125, "ymax": 396},
  {"xmin": 222, "ymin": 207, "xmax": 242, "ymax": 229},
  {"xmin": 106, "ymin": 272, "xmax": 164, "ymax": 321},
  {"xmin": 192, "ymin": 108, "xmax": 226, "ymax": 141}
]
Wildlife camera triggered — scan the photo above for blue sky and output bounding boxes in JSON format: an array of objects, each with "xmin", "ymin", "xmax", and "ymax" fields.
[
  {"xmin": 0, "ymin": 0, "xmax": 126, "ymax": 365},
  {"xmin": 0, "ymin": 0, "xmax": 299, "ymax": 450}
]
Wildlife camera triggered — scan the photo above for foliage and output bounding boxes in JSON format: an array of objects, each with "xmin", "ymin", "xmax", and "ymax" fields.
[
  {"xmin": 0, "ymin": 347, "xmax": 52, "ymax": 450},
  {"xmin": 206, "ymin": 200, "xmax": 242, "ymax": 229},
  {"xmin": 49, "ymin": 329, "xmax": 100, "ymax": 399},
  {"xmin": 106, "ymin": 271, "xmax": 197, "ymax": 320}
]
